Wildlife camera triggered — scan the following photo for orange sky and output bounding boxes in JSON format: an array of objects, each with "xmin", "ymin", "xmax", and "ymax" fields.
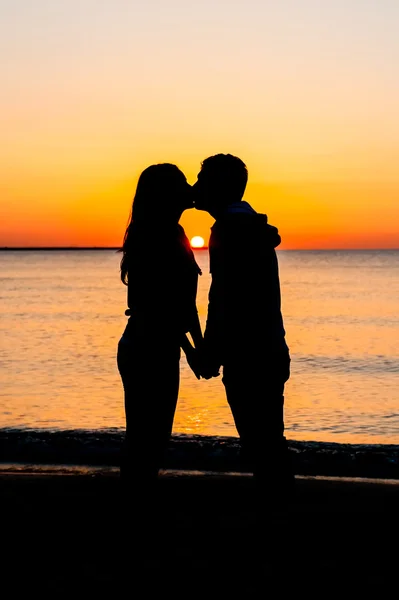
[{"xmin": 1, "ymin": 1, "xmax": 398, "ymax": 249}]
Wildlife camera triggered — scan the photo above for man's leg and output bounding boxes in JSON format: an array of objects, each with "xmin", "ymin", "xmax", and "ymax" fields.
[{"xmin": 222, "ymin": 362, "xmax": 294, "ymax": 498}]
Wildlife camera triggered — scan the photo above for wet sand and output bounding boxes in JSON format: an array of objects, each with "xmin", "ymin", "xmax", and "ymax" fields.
[{"xmin": 1, "ymin": 469, "xmax": 398, "ymax": 595}]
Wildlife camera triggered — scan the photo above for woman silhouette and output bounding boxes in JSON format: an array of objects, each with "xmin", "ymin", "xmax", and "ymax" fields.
[{"xmin": 117, "ymin": 163, "xmax": 203, "ymax": 489}]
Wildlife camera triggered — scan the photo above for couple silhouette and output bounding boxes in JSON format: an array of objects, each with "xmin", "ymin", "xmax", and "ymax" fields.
[{"xmin": 117, "ymin": 153, "xmax": 293, "ymax": 504}]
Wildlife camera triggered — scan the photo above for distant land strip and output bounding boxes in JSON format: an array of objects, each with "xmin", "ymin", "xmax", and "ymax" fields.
[
  {"xmin": 0, "ymin": 246, "xmax": 120, "ymax": 251},
  {"xmin": 0, "ymin": 247, "xmax": 396, "ymax": 252},
  {"xmin": 0, "ymin": 246, "xmax": 209, "ymax": 251}
]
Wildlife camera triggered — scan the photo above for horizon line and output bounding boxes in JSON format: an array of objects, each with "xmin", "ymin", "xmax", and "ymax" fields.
[{"xmin": 0, "ymin": 246, "xmax": 398, "ymax": 252}]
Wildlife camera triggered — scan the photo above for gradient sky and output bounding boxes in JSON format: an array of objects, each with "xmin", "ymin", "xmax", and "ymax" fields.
[{"xmin": 1, "ymin": 0, "xmax": 398, "ymax": 248}]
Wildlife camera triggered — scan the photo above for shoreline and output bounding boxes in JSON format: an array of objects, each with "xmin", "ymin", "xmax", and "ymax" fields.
[
  {"xmin": 1, "ymin": 462, "xmax": 399, "ymax": 485},
  {"xmin": 1, "ymin": 429, "xmax": 398, "ymax": 480}
]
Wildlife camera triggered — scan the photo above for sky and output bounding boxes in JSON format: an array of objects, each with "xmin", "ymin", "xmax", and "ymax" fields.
[{"xmin": 1, "ymin": 0, "xmax": 399, "ymax": 248}]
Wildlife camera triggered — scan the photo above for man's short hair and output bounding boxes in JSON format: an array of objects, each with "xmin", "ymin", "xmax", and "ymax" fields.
[{"xmin": 201, "ymin": 153, "xmax": 248, "ymax": 201}]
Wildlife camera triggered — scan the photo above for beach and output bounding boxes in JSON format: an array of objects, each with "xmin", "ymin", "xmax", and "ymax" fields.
[{"xmin": 2, "ymin": 468, "xmax": 398, "ymax": 595}]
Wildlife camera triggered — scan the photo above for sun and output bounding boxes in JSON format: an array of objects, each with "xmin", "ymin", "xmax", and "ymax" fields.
[{"xmin": 190, "ymin": 236, "xmax": 205, "ymax": 249}]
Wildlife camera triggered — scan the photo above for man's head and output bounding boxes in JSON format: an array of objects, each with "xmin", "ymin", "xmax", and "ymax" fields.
[{"xmin": 192, "ymin": 153, "xmax": 248, "ymax": 216}]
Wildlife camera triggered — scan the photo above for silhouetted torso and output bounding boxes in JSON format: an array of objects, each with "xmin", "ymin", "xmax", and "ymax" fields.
[
  {"xmin": 204, "ymin": 208, "xmax": 288, "ymax": 366},
  {"xmin": 123, "ymin": 224, "xmax": 201, "ymax": 343}
]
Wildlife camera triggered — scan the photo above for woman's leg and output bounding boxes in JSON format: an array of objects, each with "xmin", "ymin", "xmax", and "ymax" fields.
[{"xmin": 117, "ymin": 337, "xmax": 180, "ymax": 484}]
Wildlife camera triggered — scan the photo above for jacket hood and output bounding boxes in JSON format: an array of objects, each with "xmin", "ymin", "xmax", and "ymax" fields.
[{"xmin": 215, "ymin": 201, "xmax": 281, "ymax": 248}]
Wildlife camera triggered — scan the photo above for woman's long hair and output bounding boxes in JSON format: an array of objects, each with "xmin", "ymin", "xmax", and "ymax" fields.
[{"xmin": 119, "ymin": 163, "xmax": 188, "ymax": 285}]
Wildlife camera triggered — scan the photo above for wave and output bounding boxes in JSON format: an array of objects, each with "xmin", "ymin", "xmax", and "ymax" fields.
[
  {"xmin": 295, "ymin": 354, "xmax": 399, "ymax": 374},
  {"xmin": 0, "ymin": 428, "xmax": 398, "ymax": 480}
]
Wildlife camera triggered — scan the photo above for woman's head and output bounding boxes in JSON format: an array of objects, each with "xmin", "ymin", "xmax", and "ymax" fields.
[
  {"xmin": 120, "ymin": 163, "xmax": 192, "ymax": 284},
  {"xmin": 131, "ymin": 163, "xmax": 192, "ymax": 223}
]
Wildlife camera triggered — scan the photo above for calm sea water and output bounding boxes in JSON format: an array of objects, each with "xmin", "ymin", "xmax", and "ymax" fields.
[{"xmin": 0, "ymin": 249, "xmax": 398, "ymax": 445}]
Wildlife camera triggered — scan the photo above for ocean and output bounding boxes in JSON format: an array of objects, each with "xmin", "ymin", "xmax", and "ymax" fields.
[{"xmin": 0, "ymin": 249, "xmax": 398, "ymax": 477}]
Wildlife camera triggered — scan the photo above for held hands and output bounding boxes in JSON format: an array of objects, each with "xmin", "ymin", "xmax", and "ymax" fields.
[
  {"xmin": 181, "ymin": 334, "xmax": 221, "ymax": 380},
  {"xmin": 184, "ymin": 344, "xmax": 220, "ymax": 380},
  {"xmin": 198, "ymin": 352, "xmax": 221, "ymax": 380}
]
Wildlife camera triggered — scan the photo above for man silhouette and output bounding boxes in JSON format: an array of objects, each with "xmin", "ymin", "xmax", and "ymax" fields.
[{"xmin": 192, "ymin": 153, "xmax": 294, "ymax": 501}]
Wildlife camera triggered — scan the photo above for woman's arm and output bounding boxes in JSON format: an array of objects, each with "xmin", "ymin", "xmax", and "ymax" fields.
[
  {"xmin": 181, "ymin": 333, "xmax": 201, "ymax": 379},
  {"xmin": 187, "ymin": 311, "xmax": 203, "ymax": 350},
  {"xmin": 180, "ymin": 312, "xmax": 203, "ymax": 379}
]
